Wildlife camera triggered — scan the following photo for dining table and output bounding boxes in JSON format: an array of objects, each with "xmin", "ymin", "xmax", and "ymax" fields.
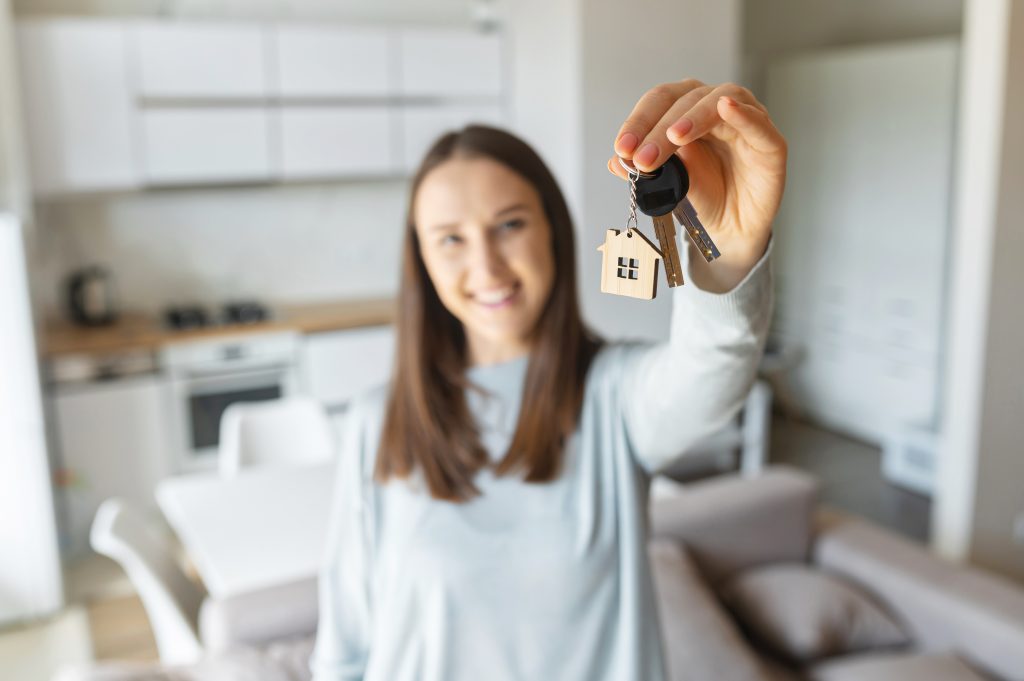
[{"xmin": 156, "ymin": 460, "xmax": 336, "ymax": 599}]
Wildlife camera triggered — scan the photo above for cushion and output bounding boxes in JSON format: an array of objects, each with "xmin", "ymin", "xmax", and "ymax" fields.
[
  {"xmin": 721, "ymin": 564, "xmax": 909, "ymax": 662},
  {"xmin": 648, "ymin": 539, "xmax": 779, "ymax": 681},
  {"xmin": 808, "ymin": 652, "xmax": 991, "ymax": 681}
]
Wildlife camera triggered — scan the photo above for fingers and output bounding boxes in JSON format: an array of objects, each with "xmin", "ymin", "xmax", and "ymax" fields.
[
  {"xmin": 667, "ymin": 83, "xmax": 762, "ymax": 148},
  {"xmin": 608, "ymin": 80, "xmax": 781, "ymax": 177},
  {"xmin": 630, "ymin": 85, "xmax": 713, "ymax": 171},
  {"xmin": 715, "ymin": 95, "xmax": 787, "ymax": 155},
  {"xmin": 614, "ymin": 79, "xmax": 707, "ymax": 159}
]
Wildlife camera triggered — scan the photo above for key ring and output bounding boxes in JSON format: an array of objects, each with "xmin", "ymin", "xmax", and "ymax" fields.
[
  {"xmin": 620, "ymin": 159, "xmax": 644, "ymax": 236},
  {"xmin": 625, "ymin": 168, "xmax": 639, "ymax": 235},
  {"xmin": 617, "ymin": 156, "xmax": 657, "ymax": 179}
]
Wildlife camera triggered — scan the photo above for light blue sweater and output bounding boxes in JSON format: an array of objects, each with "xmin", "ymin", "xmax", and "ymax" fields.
[{"xmin": 312, "ymin": 238, "xmax": 774, "ymax": 681}]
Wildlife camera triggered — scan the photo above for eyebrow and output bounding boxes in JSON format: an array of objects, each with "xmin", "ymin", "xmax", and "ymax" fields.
[
  {"xmin": 494, "ymin": 203, "xmax": 529, "ymax": 217},
  {"xmin": 425, "ymin": 203, "xmax": 530, "ymax": 233}
]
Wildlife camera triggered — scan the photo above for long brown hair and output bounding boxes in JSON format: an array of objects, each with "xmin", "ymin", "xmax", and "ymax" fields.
[{"xmin": 375, "ymin": 125, "xmax": 602, "ymax": 502}]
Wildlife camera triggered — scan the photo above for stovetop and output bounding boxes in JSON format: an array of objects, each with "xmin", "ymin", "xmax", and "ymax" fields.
[{"xmin": 164, "ymin": 302, "xmax": 271, "ymax": 331}]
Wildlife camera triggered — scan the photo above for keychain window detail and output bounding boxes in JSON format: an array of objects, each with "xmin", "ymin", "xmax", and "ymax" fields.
[{"xmin": 617, "ymin": 257, "xmax": 640, "ymax": 280}]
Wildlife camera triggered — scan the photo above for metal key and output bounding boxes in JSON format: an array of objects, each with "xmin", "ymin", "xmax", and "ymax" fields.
[{"xmin": 636, "ymin": 156, "xmax": 721, "ymax": 272}]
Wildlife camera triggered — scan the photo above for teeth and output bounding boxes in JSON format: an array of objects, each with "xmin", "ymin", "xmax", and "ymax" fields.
[{"xmin": 476, "ymin": 287, "xmax": 515, "ymax": 305}]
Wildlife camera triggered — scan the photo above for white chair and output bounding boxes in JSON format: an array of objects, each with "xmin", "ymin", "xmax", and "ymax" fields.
[
  {"xmin": 218, "ymin": 395, "xmax": 335, "ymax": 478},
  {"xmin": 90, "ymin": 498, "xmax": 204, "ymax": 665}
]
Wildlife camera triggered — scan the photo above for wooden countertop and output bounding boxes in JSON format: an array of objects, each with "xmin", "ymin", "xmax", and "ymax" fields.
[{"xmin": 42, "ymin": 297, "xmax": 396, "ymax": 357}]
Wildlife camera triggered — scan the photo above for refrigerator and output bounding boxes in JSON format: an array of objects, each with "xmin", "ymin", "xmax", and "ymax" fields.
[{"xmin": 0, "ymin": 212, "xmax": 63, "ymax": 625}]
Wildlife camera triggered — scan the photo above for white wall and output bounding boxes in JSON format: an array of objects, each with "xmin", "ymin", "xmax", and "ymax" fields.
[
  {"xmin": 743, "ymin": 0, "xmax": 963, "ymax": 94},
  {"xmin": 935, "ymin": 0, "xmax": 1024, "ymax": 581},
  {"xmin": 0, "ymin": 0, "xmax": 29, "ymax": 217}
]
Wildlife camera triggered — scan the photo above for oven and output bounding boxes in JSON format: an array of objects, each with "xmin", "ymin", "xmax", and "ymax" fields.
[{"xmin": 161, "ymin": 331, "xmax": 301, "ymax": 472}]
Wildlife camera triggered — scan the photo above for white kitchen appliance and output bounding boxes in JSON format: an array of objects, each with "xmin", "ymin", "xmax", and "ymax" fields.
[
  {"xmin": 162, "ymin": 331, "xmax": 301, "ymax": 472},
  {"xmin": 0, "ymin": 213, "xmax": 64, "ymax": 624}
]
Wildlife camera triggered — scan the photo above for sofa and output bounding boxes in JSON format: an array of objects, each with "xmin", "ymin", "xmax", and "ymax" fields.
[{"xmin": 56, "ymin": 466, "xmax": 1024, "ymax": 681}]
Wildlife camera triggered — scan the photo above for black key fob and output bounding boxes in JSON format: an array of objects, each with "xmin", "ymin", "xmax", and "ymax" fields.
[{"xmin": 635, "ymin": 155, "xmax": 689, "ymax": 217}]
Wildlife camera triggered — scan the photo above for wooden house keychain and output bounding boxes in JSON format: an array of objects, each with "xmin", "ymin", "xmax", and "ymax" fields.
[{"xmin": 597, "ymin": 156, "xmax": 721, "ymax": 300}]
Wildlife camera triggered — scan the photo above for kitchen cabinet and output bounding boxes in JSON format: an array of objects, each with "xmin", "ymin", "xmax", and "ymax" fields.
[
  {"xmin": 17, "ymin": 19, "xmax": 507, "ymax": 193},
  {"xmin": 16, "ymin": 20, "xmax": 140, "ymax": 195},
  {"xmin": 50, "ymin": 372, "xmax": 173, "ymax": 558},
  {"xmin": 278, "ymin": 106, "xmax": 397, "ymax": 179},
  {"xmin": 272, "ymin": 26, "xmax": 394, "ymax": 97},
  {"xmin": 140, "ymin": 108, "xmax": 274, "ymax": 185},
  {"xmin": 398, "ymin": 29, "xmax": 503, "ymax": 98},
  {"xmin": 401, "ymin": 104, "xmax": 505, "ymax": 172},
  {"xmin": 131, "ymin": 22, "xmax": 269, "ymax": 99},
  {"xmin": 299, "ymin": 325, "xmax": 395, "ymax": 420}
]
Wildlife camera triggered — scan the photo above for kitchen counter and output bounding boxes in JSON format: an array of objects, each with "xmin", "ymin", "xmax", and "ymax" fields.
[{"xmin": 42, "ymin": 297, "xmax": 395, "ymax": 357}]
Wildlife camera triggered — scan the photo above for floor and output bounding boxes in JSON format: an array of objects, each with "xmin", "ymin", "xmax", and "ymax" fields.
[{"xmin": 0, "ymin": 414, "xmax": 931, "ymax": 680}]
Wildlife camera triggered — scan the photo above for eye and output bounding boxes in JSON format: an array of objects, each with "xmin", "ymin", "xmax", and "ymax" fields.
[
  {"xmin": 497, "ymin": 218, "xmax": 526, "ymax": 232},
  {"xmin": 439, "ymin": 233, "xmax": 463, "ymax": 246}
]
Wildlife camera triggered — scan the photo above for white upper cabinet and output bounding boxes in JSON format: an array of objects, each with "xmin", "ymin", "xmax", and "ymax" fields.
[
  {"xmin": 272, "ymin": 26, "xmax": 394, "ymax": 97},
  {"xmin": 131, "ymin": 22, "xmax": 269, "ymax": 99},
  {"xmin": 279, "ymin": 106, "xmax": 397, "ymax": 179},
  {"xmin": 140, "ymin": 108, "xmax": 273, "ymax": 185},
  {"xmin": 16, "ymin": 20, "xmax": 140, "ymax": 195},
  {"xmin": 17, "ymin": 20, "xmax": 506, "ymax": 194},
  {"xmin": 398, "ymin": 29, "xmax": 503, "ymax": 98}
]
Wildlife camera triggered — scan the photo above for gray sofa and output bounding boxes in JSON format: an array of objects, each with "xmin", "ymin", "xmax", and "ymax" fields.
[{"xmin": 57, "ymin": 466, "xmax": 1024, "ymax": 681}]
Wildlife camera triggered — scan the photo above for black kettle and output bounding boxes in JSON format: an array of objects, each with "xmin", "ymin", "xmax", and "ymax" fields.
[{"xmin": 67, "ymin": 266, "xmax": 118, "ymax": 326}]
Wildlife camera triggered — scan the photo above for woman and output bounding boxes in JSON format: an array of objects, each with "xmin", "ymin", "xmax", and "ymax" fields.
[{"xmin": 312, "ymin": 78, "xmax": 786, "ymax": 681}]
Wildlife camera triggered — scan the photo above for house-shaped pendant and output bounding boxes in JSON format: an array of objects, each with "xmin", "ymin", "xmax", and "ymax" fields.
[{"xmin": 596, "ymin": 228, "xmax": 663, "ymax": 300}]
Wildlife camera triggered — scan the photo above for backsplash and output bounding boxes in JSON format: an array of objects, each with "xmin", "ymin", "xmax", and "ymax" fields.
[{"xmin": 31, "ymin": 179, "xmax": 406, "ymax": 319}]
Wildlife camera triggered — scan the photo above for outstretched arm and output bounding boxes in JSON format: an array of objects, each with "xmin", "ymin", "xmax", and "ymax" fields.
[{"xmin": 608, "ymin": 80, "xmax": 787, "ymax": 470}]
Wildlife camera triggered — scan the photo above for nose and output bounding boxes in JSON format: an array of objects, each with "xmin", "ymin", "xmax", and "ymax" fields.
[{"xmin": 466, "ymin": 231, "xmax": 510, "ymax": 285}]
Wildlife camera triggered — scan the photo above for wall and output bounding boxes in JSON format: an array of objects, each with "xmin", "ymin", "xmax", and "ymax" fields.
[
  {"xmin": 0, "ymin": 0, "xmax": 28, "ymax": 217},
  {"xmin": 935, "ymin": 0, "xmax": 1024, "ymax": 581},
  {"xmin": 743, "ymin": 0, "xmax": 963, "ymax": 94}
]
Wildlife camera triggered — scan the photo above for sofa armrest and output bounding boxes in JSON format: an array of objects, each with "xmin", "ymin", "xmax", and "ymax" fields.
[
  {"xmin": 649, "ymin": 465, "xmax": 818, "ymax": 586},
  {"xmin": 649, "ymin": 539, "xmax": 780, "ymax": 681},
  {"xmin": 814, "ymin": 516, "xmax": 1024, "ymax": 681},
  {"xmin": 199, "ymin": 576, "xmax": 318, "ymax": 652}
]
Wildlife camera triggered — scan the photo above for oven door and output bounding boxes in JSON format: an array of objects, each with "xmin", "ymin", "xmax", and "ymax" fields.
[{"xmin": 169, "ymin": 363, "xmax": 297, "ymax": 472}]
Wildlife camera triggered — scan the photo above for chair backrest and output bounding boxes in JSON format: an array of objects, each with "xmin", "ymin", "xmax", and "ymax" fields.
[
  {"xmin": 90, "ymin": 498, "xmax": 204, "ymax": 665},
  {"xmin": 218, "ymin": 395, "xmax": 335, "ymax": 478}
]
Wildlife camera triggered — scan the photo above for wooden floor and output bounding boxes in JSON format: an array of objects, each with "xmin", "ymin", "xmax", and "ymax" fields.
[{"xmin": 87, "ymin": 594, "xmax": 158, "ymax": 662}]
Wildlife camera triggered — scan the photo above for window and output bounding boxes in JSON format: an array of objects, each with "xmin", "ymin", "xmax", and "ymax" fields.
[{"xmin": 616, "ymin": 256, "xmax": 639, "ymax": 280}]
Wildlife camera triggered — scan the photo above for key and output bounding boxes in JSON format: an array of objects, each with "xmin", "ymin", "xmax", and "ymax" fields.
[
  {"xmin": 634, "ymin": 159, "xmax": 684, "ymax": 287},
  {"xmin": 636, "ymin": 156, "xmax": 721, "ymax": 269}
]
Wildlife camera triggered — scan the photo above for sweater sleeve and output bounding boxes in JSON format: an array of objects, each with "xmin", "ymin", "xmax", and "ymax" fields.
[
  {"xmin": 621, "ymin": 235, "xmax": 775, "ymax": 473},
  {"xmin": 310, "ymin": 403, "xmax": 376, "ymax": 681}
]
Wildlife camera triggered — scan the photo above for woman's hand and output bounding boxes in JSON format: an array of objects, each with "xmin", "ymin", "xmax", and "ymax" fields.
[{"xmin": 609, "ymin": 79, "xmax": 787, "ymax": 293}]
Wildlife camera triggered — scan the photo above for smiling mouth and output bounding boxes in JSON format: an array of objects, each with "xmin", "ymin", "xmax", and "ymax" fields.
[{"xmin": 472, "ymin": 283, "xmax": 520, "ymax": 309}]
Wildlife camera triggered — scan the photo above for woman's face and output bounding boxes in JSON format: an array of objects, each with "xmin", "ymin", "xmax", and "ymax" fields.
[{"xmin": 413, "ymin": 156, "xmax": 556, "ymax": 366}]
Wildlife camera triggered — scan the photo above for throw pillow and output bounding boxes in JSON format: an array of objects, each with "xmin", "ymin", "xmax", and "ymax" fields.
[{"xmin": 722, "ymin": 563, "xmax": 909, "ymax": 663}]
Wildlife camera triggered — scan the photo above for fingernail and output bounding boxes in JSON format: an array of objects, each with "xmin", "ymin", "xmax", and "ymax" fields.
[
  {"xmin": 669, "ymin": 117, "xmax": 694, "ymax": 140},
  {"xmin": 616, "ymin": 132, "xmax": 639, "ymax": 155},
  {"xmin": 635, "ymin": 143, "xmax": 659, "ymax": 168}
]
